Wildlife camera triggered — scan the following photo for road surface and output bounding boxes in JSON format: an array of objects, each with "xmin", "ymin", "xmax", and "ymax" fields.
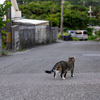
[{"xmin": 0, "ymin": 41, "xmax": 100, "ymax": 100}]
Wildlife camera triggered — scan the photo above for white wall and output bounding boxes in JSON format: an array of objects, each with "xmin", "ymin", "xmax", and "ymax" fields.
[
  {"xmin": 11, "ymin": 0, "xmax": 21, "ymax": 18},
  {"xmin": 0, "ymin": 0, "xmax": 4, "ymax": 4},
  {"xmin": 11, "ymin": 1, "xmax": 21, "ymax": 18},
  {"xmin": 0, "ymin": 0, "xmax": 21, "ymax": 19}
]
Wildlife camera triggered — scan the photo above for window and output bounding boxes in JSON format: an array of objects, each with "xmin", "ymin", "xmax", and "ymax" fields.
[
  {"xmin": 84, "ymin": 31, "xmax": 87, "ymax": 34},
  {"xmin": 76, "ymin": 32, "xmax": 82, "ymax": 34}
]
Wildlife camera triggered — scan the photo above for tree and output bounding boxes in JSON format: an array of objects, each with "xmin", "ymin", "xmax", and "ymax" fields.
[
  {"xmin": 18, "ymin": 0, "xmax": 100, "ymax": 8},
  {"xmin": 63, "ymin": 5, "xmax": 89, "ymax": 30},
  {"xmin": 19, "ymin": 1, "xmax": 100, "ymax": 29},
  {"xmin": 19, "ymin": 1, "xmax": 61, "ymax": 26},
  {"xmin": 45, "ymin": 13, "xmax": 60, "ymax": 26},
  {"xmin": 0, "ymin": 0, "xmax": 12, "ymax": 48}
]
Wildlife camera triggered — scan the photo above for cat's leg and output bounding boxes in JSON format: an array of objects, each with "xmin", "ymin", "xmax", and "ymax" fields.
[
  {"xmin": 71, "ymin": 70, "xmax": 74, "ymax": 77},
  {"xmin": 64, "ymin": 71, "xmax": 67, "ymax": 78},
  {"xmin": 54, "ymin": 70, "xmax": 59, "ymax": 79},
  {"xmin": 62, "ymin": 74, "xmax": 65, "ymax": 79},
  {"xmin": 54, "ymin": 71, "xmax": 56, "ymax": 79},
  {"xmin": 60, "ymin": 73, "xmax": 62, "ymax": 78},
  {"xmin": 61, "ymin": 72, "xmax": 65, "ymax": 79}
]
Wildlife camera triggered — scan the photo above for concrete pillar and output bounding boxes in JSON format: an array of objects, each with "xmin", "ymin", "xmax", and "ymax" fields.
[
  {"xmin": 0, "ymin": 32, "xmax": 2, "ymax": 56},
  {"xmin": 6, "ymin": 0, "xmax": 12, "ymax": 50}
]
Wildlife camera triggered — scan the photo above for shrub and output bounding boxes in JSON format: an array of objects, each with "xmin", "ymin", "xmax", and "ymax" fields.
[
  {"xmin": 72, "ymin": 37, "xmax": 79, "ymax": 41},
  {"xmin": 63, "ymin": 32, "xmax": 69, "ymax": 36},
  {"xmin": 88, "ymin": 35, "xmax": 99, "ymax": 40},
  {"xmin": 58, "ymin": 33, "xmax": 61, "ymax": 39},
  {"xmin": 0, "ymin": 0, "xmax": 12, "ymax": 51},
  {"xmin": 58, "ymin": 32, "xmax": 69, "ymax": 40},
  {"xmin": 2, "ymin": 50, "xmax": 7, "ymax": 55},
  {"xmin": 97, "ymin": 30, "xmax": 100, "ymax": 37},
  {"xmin": 86, "ymin": 28, "xmax": 94, "ymax": 36}
]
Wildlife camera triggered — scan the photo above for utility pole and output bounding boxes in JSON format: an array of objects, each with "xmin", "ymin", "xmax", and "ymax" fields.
[
  {"xmin": 60, "ymin": 0, "xmax": 64, "ymax": 35},
  {"xmin": 6, "ymin": 0, "xmax": 12, "ymax": 49},
  {"xmin": 88, "ymin": 6, "xmax": 96, "ymax": 18},
  {"xmin": 89, "ymin": 6, "xmax": 92, "ymax": 17},
  {"xmin": 23, "ymin": 0, "xmax": 24, "ymax": 4},
  {"xmin": 83, "ymin": 1, "xmax": 85, "ymax": 6}
]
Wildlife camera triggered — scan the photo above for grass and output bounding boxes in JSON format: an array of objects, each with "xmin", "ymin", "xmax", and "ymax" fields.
[
  {"xmin": 63, "ymin": 32, "xmax": 69, "ymax": 36},
  {"xmin": 72, "ymin": 37, "xmax": 79, "ymax": 41},
  {"xmin": 2, "ymin": 50, "xmax": 7, "ymax": 55},
  {"xmin": 58, "ymin": 32, "xmax": 69, "ymax": 39}
]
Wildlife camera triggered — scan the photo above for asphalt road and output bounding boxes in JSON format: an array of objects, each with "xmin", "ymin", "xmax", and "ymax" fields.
[{"xmin": 0, "ymin": 40, "xmax": 100, "ymax": 100}]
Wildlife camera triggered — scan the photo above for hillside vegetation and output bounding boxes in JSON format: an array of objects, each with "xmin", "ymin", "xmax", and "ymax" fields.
[
  {"xmin": 19, "ymin": 0, "xmax": 100, "ymax": 30},
  {"xmin": 17, "ymin": 0, "xmax": 100, "ymax": 7}
]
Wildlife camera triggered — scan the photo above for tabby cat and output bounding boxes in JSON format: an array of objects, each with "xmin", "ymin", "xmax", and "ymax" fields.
[{"xmin": 45, "ymin": 57, "xmax": 75, "ymax": 79}]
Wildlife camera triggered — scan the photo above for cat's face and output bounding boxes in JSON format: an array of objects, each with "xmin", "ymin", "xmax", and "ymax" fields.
[{"xmin": 68, "ymin": 57, "xmax": 75, "ymax": 62}]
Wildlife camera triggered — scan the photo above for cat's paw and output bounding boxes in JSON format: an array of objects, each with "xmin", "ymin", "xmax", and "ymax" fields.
[
  {"xmin": 71, "ymin": 75, "xmax": 74, "ymax": 77},
  {"xmin": 62, "ymin": 77, "xmax": 65, "ymax": 80}
]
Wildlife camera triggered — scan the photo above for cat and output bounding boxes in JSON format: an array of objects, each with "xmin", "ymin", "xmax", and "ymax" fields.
[{"xmin": 45, "ymin": 57, "xmax": 75, "ymax": 79}]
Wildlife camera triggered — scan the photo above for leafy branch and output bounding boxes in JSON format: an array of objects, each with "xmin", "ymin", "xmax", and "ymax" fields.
[{"xmin": 0, "ymin": 0, "xmax": 12, "ymax": 52}]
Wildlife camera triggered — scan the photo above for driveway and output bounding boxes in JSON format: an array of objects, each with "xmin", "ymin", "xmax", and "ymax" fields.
[{"xmin": 0, "ymin": 41, "xmax": 100, "ymax": 100}]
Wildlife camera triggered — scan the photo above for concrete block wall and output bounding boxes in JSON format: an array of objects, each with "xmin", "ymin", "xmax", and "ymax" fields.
[
  {"xmin": 35, "ymin": 26, "xmax": 47, "ymax": 44},
  {"xmin": 46, "ymin": 26, "xmax": 53, "ymax": 44},
  {"xmin": 52, "ymin": 27, "xmax": 58, "ymax": 42},
  {"xmin": 35, "ymin": 25, "xmax": 57, "ymax": 44},
  {"xmin": 18, "ymin": 24, "xmax": 35, "ymax": 49},
  {"xmin": 0, "ymin": 23, "xmax": 58, "ymax": 55},
  {"xmin": 35, "ymin": 25, "xmax": 58, "ymax": 44},
  {"xmin": 12, "ymin": 23, "xmax": 58, "ymax": 50}
]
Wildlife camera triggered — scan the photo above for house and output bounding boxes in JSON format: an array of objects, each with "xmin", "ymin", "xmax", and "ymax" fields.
[{"xmin": 0, "ymin": 0, "xmax": 58, "ymax": 54}]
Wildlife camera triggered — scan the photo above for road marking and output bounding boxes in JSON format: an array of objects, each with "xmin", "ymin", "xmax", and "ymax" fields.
[{"xmin": 82, "ymin": 54, "xmax": 100, "ymax": 56}]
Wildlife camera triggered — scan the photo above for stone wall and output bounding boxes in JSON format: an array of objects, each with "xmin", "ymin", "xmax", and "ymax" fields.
[
  {"xmin": 35, "ymin": 26, "xmax": 58, "ymax": 44},
  {"xmin": 0, "ymin": 32, "xmax": 2, "ymax": 56},
  {"xmin": 35, "ymin": 25, "xmax": 53, "ymax": 44},
  {"xmin": 35, "ymin": 26, "xmax": 47, "ymax": 45},
  {"xmin": 52, "ymin": 27, "xmax": 59, "ymax": 43},
  {"xmin": 18, "ymin": 24, "xmax": 35, "ymax": 50},
  {"xmin": 12, "ymin": 23, "xmax": 58, "ymax": 50},
  {"xmin": 0, "ymin": 23, "xmax": 58, "ymax": 55},
  {"xmin": 11, "ymin": 25, "xmax": 19, "ymax": 51},
  {"xmin": 46, "ymin": 26, "xmax": 53, "ymax": 44}
]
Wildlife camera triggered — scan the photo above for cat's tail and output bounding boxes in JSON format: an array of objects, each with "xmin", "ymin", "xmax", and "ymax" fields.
[{"xmin": 45, "ymin": 69, "xmax": 54, "ymax": 74}]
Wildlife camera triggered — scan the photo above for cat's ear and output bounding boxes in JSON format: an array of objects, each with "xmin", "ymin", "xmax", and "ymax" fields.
[
  {"xmin": 68, "ymin": 57, "xmax": 70, "ymax": 61},
  {"xmin": 73, "ymin": 57, "xmax": 75, "ymax": 62}
]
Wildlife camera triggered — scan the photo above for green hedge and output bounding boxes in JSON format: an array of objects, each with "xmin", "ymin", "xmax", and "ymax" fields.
[{"xmin": 88, "ymin": 35, "xmax": 99, "ymax": 40}]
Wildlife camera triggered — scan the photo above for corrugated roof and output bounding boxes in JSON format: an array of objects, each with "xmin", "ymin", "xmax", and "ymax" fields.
[{"xmin": 13, "ymin": 19, "xmax": 49, "ymax": 25}]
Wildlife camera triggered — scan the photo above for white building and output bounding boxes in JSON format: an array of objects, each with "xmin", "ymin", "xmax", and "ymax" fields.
[
  {"xmin": 0, "ymin": 0, "xmax": 21, "ymax": 20},
  {"xmin": 0, "ymin": 0, "xmax": 49, "ymax": 25}
]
